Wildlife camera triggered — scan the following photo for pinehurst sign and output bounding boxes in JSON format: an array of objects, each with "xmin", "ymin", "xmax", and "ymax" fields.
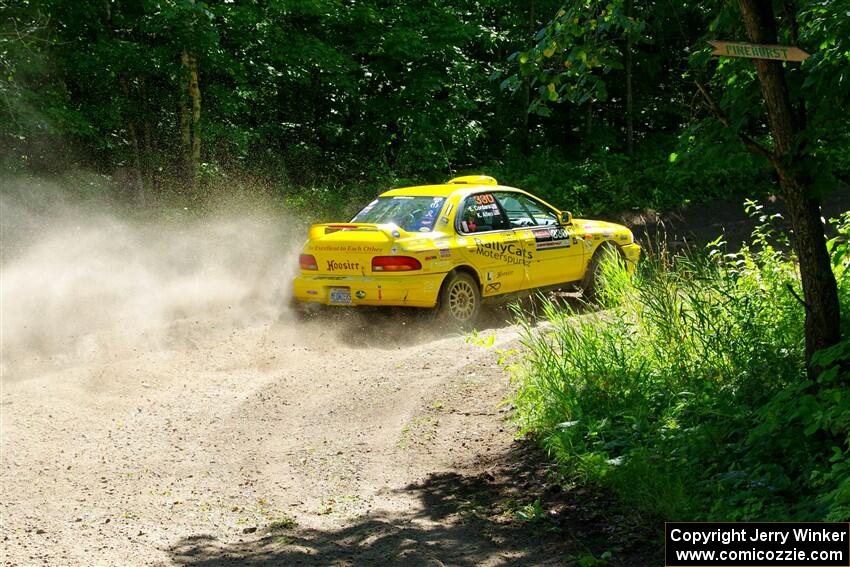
[{"xmin": 708, "ymin": 40, "xmax": 810, "ymax": 62}]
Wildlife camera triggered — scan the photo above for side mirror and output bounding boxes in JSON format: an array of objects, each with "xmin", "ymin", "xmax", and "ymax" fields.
[{"xmin": 558, "ymin": 211, "xmax": 573, "ymax": 225}]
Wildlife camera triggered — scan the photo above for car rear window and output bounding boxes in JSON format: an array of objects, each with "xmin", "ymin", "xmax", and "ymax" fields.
[{"xmin": 351, "ymin": 196, "xmax": 446, "ymax": 232}]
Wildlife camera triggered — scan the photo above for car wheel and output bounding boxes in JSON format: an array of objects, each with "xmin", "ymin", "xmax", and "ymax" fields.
[
  {"xmin": 436, "ymin": 271, "xmax": 481, "ymax": 328},
  {"xmin": 581, "ymin": 242, "xmax": 618, "ymax": 303}
]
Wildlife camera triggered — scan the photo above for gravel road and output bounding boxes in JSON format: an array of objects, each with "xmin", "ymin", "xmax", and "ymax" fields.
[{"xmin": 1, "ymin": 308, "xmax": 540, "ymax": 566}]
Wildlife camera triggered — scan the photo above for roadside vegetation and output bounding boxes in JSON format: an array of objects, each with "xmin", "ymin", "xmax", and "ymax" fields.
[{"xmin": 511, "ymin": 206, "xmax": 850, "ymax": 521}]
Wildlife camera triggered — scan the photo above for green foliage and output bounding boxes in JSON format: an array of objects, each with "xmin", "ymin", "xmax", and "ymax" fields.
[
  {"xmin": 1, "ymin": 0, "xmax": 549, "ymax": 184},
  {"xmin": 267, "ymin": 514, "xmax": 299, "ymax": 531},
  {"xmin": 2, "ymin": 0, "xmax": 847, "ymax": 219},
  {"xmin": 487, "ymin": 133, "xmax": 772, "ymax": 215},
  {"xmin": 574, "ymin": 551, "xmax": 612, "ymax": 567},
  {"xmin": 508, "ymin": 0, "xmax": 643, "ymax": 111},
  {"xmin": 828, "ymin": 212, "xmax": 850, "ymax": 289},
  {"xmin": 511, "ymin": 207, "xmax": 850, "ymax": 520},
  {"xmin": 689, "ymin": 0, "xmax": 850, "ymax": 193},
  {"xmin": 505, "ymin": 0, "xmax": 706, "ymax": 136},
  {"xmin": 514, "ymin": 498, "xmax": 548, "ymax": 524}
]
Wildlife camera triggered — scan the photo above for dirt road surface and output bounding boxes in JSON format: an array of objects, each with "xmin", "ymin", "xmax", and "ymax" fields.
[{"xmin": 1, "ymin": 309, "xmax": 575, "ymax": 566}]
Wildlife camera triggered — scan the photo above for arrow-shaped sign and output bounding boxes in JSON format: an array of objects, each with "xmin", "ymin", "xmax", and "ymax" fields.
[{"xmin": 709, "ymin": 40, "xmax": 810, "ymax": 62}]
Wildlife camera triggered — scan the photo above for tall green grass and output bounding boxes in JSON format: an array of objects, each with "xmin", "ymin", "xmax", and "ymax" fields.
[{"xmin": 511, "ymin": 206, "xmax": 850, "ymax": 521}]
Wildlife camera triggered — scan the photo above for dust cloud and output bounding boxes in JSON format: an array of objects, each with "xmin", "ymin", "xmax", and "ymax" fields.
[{"xmin": 1, "ymin": 177, "xmax": 304, "ymax": 377}]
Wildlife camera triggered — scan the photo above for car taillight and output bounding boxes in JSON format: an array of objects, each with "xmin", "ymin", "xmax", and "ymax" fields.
[
  {"xmin": 371, "ymin": 256, "xmax": 422, "ymax": 272},
  {"xmin": 299, "ymin": 254, "xmax": 318, "ymax": 271}
]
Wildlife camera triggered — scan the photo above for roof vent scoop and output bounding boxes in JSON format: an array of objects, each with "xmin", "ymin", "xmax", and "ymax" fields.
[{"xmin": 447, "ymin": 175, "xmax": 498, "ymax": 186}]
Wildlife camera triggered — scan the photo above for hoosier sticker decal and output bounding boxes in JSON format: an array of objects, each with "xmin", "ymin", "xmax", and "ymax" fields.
[{"xmin": 532, "ymin": 227, "xmax": 571, "ymax": 251}]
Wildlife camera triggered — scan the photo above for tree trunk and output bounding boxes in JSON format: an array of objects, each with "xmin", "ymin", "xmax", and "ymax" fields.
[
  {"xmin": 179, "ymin": 50, "xmax": 193, "ymax": 187},
  {"xmin": 188, "ymin": 52, "xmax": 201, "ymax": 177},
  {"xmin": 737, "ymin": 0, "xmax": 841, "ymax": 369},
  {"xmin": 119, "ymin": 76, "xmax": 145, "ymax": 206},
  {"xmin": 179, "ymin": 50, "xmax": 201, "ymax": 188},
  {"xmin": 140, "ymin": 76, "xmax": 153, "ymax": 151},
  {"xmin": 624, "ymin": 0, "xmax": 634, "ymax": 156}
]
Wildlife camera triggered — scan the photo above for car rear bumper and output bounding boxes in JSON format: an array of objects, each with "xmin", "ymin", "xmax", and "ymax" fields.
[{"xmin": 292, "ymin": 273, "xmax": 446, "ymax": 308}]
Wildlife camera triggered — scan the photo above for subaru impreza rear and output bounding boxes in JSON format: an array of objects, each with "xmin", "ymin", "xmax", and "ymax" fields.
[{"xmin": 292, "ymin": 193, "xmax": 453, "ymax": 309}]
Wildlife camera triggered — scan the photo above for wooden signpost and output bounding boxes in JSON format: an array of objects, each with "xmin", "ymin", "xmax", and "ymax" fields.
[{"xmin": 708, "ymin": 40, "xmax": 810, "ymax": 62}]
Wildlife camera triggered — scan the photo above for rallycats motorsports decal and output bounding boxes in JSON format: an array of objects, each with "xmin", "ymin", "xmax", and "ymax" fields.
[
  {"xmin": 532, "ymin": 227, "xmax": 571, "ymax": 251},
  {"xmin": 471, "ymin": 236, "xmax": 533, "ymax": 267}
]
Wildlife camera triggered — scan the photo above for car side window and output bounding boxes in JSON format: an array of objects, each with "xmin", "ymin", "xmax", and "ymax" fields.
[
  {"xmin": 495, "ymin": 193, "xmax": 559, "ymax": 227},
  {"xmin": 458, "ymin": 192, "xmax": 510, "ymax": 233}
]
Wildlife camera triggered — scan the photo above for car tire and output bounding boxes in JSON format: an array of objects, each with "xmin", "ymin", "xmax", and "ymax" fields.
[
  {"xmin": 581, "ymin": 242, "xmax": 618, "ymax": 303},
  {"xmin": 436, "ymin": 271, "xmax": 481, "ymax": 329}
]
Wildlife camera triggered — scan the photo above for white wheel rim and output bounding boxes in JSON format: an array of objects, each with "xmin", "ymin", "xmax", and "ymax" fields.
[{"xmin": 448, "ymin": 280, "xmax": 476, "ymax": 321}]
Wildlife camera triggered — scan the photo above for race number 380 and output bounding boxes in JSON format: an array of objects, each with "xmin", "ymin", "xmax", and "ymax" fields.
[{"xmin": 474, "ymin": 194, "xmax": 495, "ymax": 206}]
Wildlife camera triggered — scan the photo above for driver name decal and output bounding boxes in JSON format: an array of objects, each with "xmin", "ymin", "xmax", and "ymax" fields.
[{"xmin": 471, "ymin": 195, "xmax": 500, "ymax": 218}]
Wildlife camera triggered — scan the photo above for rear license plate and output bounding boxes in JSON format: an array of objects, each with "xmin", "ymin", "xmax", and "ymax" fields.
[{"xmin": 329, "ymin": 287, "xmax": 352, "ymax": 305}]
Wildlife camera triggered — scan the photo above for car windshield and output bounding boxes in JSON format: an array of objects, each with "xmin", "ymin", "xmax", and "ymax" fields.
[{"xmin": 351, "ymin": 196, "xmax": 446, "ymax": 232}]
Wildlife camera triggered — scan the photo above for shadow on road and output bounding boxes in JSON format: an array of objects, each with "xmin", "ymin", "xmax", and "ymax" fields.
[{"xmin": 168, "ymin": 442, "xmax": 658, "ymax": 566}]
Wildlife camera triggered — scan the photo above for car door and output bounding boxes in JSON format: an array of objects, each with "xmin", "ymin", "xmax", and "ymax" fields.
[
  {"xmin": 493, "ymin": 191, "xmax": 584, "ymax": 288},
  {"xmin": 455, "ymin": 191, "xmax": 529, "ymax": 297}
]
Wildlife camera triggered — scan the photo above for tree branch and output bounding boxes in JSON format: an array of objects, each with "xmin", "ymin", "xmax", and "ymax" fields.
[
  {"xmin": 695, "ymin": 81, "xmax": 777, "ymax": 165},
  {"xmin": 786, "ymin": 283, "xmax": 810, "ymax": 313}
]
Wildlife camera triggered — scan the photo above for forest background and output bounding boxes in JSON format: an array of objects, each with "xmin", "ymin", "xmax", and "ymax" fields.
[{"xmin": 5, "ymin": 0, "xmax": 847, "ymax": 220}]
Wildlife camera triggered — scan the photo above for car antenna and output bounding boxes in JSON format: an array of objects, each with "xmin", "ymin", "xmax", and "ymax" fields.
[{"xmin": 440, "ymin": 139, "xmax": 454, "ymax": 177}]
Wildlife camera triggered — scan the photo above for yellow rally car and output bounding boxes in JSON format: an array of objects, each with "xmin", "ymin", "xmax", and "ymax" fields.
[{"xmin": 292, "ymin": 175, "xmax": 640, "ymax": 325}]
